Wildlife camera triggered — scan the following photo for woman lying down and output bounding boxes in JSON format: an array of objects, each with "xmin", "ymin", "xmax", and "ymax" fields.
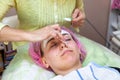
[{"xmin": 29, "ymin": 25, "xmax": 120, "ymax": 80}]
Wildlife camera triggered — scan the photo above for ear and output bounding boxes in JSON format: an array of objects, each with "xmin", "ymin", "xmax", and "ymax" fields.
[
  {"xmin": 41, "ymin": 57, "xmax": 49, "ymax": 68},
  {"xmin": 79, "ymin": 52, "xmax": 82, "ymax": 57}
]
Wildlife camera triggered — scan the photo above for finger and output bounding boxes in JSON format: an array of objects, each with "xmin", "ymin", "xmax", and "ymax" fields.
[
  {"xmin": 72, "ymin": 15, "xmax": 85, "ymax": 26},
  {"xmin": 49, "ymin": 29, "xmax": 62, "ymax": 40},
  {"xmin": 72, "ymin": 20, "xmax": 84, "ymax": 27},
  {"xmin": 72, "ymin": 9, "xmax": 80, "ymax": 19},
  {"xmin": 72, "ymin": 11, "xmax": 83, "ymax": 22},
  {"xmin": 56, "ymin": 31, "xmax": 64, "ymax": 40},
  {"xmin": 51, "ymin": 24, "xmax": 61, "ymax": 32},
  {"xmin": 80, "ymin": 19, "xmax": 85, "ymax": 24},
  {"xmin": 73, "ymin": 9, "xmax": 86, "ymax": 21}
]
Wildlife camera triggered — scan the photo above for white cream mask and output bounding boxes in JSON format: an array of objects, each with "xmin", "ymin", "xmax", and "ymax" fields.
[{"xmin": 42, "ymin": 30, "xmax": 71, "ymax": 48}]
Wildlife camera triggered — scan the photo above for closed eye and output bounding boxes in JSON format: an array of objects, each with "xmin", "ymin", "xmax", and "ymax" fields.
[
  {"xmin": 50, "ymin": 42, "xmax": 58, "ymax": 48},
  {"xmin": 65, "ymin": 38, "xmax": 71, "ymax": 41},
  {"xmin": 63, "ymin": 34, "xmax": 72, "ymax": 42}
]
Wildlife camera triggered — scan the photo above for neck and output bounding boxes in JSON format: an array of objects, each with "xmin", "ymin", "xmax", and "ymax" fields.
[{"xmin": 55, "ymin": 61, "xmax": 82, "ymax": 76}]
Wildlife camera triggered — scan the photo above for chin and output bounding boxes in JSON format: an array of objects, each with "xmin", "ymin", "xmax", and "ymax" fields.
[
  {"xmin": 61, "ymin": 51, "xmax": 79, "ymax": 62},
  {"xmin": 64, "ymin": 56, "xmax": 79, "ymax": 64}
]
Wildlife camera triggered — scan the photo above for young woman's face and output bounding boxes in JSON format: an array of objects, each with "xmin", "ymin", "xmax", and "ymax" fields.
[{"xmin": 41, "ymin": 33, "xmax": 81, "ymax": 73}]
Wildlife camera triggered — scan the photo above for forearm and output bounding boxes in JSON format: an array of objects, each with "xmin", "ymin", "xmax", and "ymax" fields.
[
  {"xmin": 0, "ymin": 25, "xmax": 31, "ymax": 42},
  {"xmin": 0, "ymin": 24, "xmax": 62, "ymax": 42}
]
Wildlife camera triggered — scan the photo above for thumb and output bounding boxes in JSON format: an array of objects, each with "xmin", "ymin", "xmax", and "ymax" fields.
[{"xmin": 72, "ymin": 9, "xmax": 79, "ymax": 18}]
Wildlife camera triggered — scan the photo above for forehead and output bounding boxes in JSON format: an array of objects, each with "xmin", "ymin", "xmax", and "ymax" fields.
[{"xmin": 61, "ymin": 30, "xmax": 70, "ymax": 35}]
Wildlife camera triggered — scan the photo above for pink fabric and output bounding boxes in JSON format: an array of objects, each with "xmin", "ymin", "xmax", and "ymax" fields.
[
  {"xmin": 29, "ymin": 27, "xmax": 86, "ymax": 70},
  {"xmin": 112, "ymin": 0, "xmax": 120, "ymax": 10}
]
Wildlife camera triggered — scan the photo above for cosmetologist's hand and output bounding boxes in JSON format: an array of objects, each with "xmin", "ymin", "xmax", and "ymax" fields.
[
  {"xmin": 28, "ymin": 24, "xmax": 63, "ymax": 42},
  {"xmin": 72, "ymin": 8, "xmax": 85, "ymax": 27}
]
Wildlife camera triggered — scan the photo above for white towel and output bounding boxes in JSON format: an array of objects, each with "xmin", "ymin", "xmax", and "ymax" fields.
[{"xmin": 50, "ymin": 62, "xmax": 120, "ymax": 80}]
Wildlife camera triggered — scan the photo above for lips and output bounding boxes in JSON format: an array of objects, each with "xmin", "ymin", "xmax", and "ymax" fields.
[{"xmin": 61, "ymin": 50, "xmax": 73, "ymax": 56}]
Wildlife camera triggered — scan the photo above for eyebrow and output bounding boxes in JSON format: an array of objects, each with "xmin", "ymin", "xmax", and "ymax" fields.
[
  {"xmin": 46, "ymin": 34, "xmax": 69, "ymax": 46},
  {"xmin": 46, "ymin": 38, "xmax": 55, "ymax": 47}
]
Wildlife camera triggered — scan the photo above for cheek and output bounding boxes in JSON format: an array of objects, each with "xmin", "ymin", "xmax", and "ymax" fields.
[
  {"xmin": 69, "ymin": 42, "xmax": 80, "ymax": 52},
  {"xmin": 44, "ymin": 50, "xmax": 60, "ymax": 66},
  {"xmin": 44, "ymin": 48, "xmax": 59, "ymax": 60},
  {"xmin": 68, "ymin": 41, "xmax": 77, "ymax": 48}
]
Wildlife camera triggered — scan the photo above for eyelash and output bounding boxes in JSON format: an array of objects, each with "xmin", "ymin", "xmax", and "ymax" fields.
[
  {"xmin": 50, "ymin": 38, "xmax": 71, "ymax": 48},
  {"xmin": 65, "ymin": 38, "xmax": 71, "ymax": 41},
  {"xmin": 50, "ymin": 42, "xmax": 58, "ymax": 48}
]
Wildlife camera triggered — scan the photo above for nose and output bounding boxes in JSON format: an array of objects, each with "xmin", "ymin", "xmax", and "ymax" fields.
[{"xmin": 59, "ymin": 41, "xmax": 68, "ymax": 49}]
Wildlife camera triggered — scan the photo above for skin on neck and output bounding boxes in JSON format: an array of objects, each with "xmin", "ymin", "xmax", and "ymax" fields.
[{"xmin": 54, "ymin": 59, "xmax": 82, "ymax": 75}]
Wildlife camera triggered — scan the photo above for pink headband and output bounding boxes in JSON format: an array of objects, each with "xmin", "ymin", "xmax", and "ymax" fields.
[{"xmin": 29, "ymin": 27, "xmax": 86, "ymax": 70}]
